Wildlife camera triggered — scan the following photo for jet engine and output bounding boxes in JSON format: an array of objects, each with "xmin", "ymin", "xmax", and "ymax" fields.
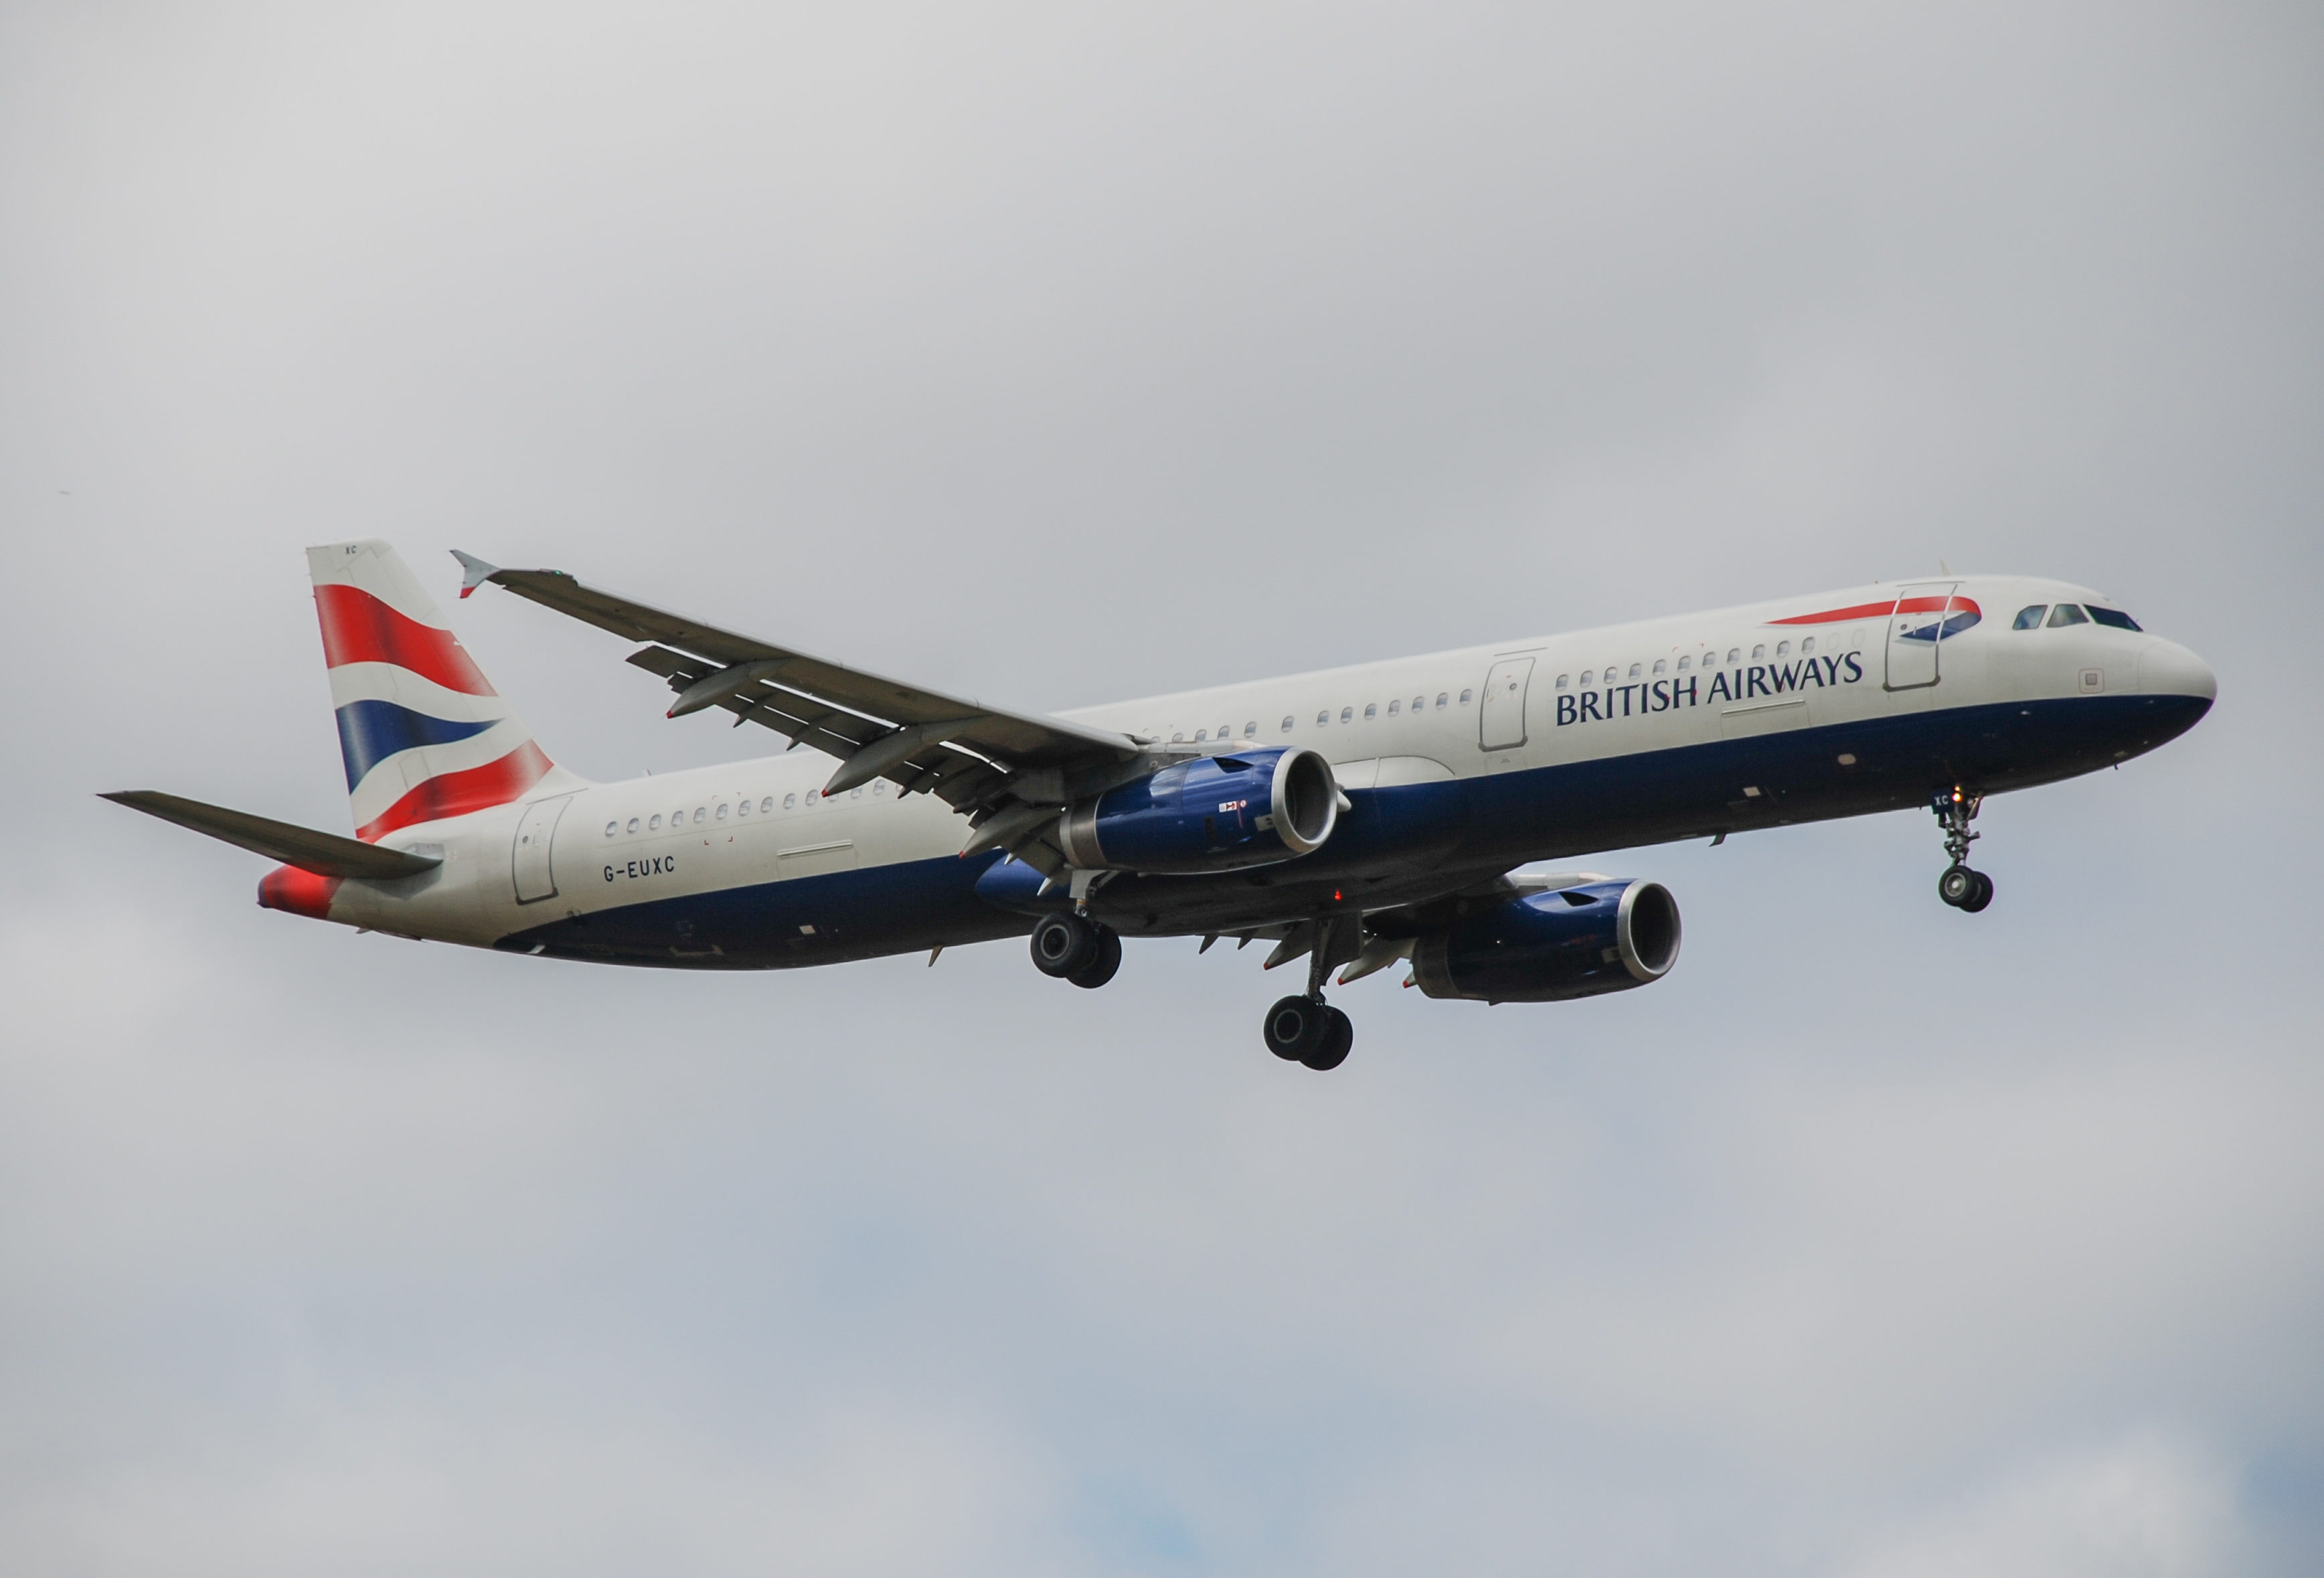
[
  {"xmin": 1411, "ymin": 878, "xmax": 1681, "ymax": 1002},
  {"xmin": 1056, "ymin": 747, "xmax": 1341, "ymax": 873}
]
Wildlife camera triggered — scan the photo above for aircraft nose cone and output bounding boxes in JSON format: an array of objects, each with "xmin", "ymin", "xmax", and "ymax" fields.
[{"xmin": 2139, "ymin": 639, "xmax": 2217, "ymax": 702}]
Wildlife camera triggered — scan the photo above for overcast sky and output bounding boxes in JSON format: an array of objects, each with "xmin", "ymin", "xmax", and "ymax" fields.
[{"xmin": 3, "ymin": 3, "xmax": 2320, "ymax": 1574}]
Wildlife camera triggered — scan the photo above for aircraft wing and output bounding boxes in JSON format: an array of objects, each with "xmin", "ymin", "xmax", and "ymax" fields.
[{"xmin": 454, "ymin": 553, "xmax": 1149, "ymax": 825}]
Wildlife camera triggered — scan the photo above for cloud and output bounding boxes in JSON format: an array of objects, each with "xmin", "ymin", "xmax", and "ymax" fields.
[
  {"xmin": 1, "ymin": 1, "xmax": 2319, "ymax": 1573},
  {"xmin": 1841, "ymin": 1432, "xmax": 2244, "ymax": 1578}
]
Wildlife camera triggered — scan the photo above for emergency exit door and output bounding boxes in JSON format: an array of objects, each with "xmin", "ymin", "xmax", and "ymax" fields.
[
  {"xmin": 1480, "ymin": 657, "xmax": 1535, "ymax": 751},
  {"xmin": 512, "ymin": 795, "xmax": 573, "ymax": 903}
]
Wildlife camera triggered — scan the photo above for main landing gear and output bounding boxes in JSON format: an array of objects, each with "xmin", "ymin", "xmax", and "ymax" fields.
[
  {"xmin": 1262, "ymin": 995, "xmax": 1351, "ymax": 1071},
  {"xmin": 1029, "ymin": 911, "xmax": 1121, "ymax": 989},
  {"xmin": 1258, "ymin": 919, "xmax": 1356, "ymax": 1071},
  {"xmin": 1933, "ymin": 787, "xmax": 1995, "ymax": 913}
]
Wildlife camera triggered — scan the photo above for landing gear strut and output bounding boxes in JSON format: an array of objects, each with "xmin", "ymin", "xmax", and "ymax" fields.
[
  {"xmin": 1932, "ymin": 787, "xmax": 1994, "ymax": 913},
  {"xmin": 1029, "ymin": 911, "xmax": 1122, "ymax": 988}
]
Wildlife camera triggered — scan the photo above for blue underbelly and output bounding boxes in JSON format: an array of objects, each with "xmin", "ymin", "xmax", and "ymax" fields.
[{"xmin": 497, "ymin": 692, "xmax": 2210, "ymax": 967}]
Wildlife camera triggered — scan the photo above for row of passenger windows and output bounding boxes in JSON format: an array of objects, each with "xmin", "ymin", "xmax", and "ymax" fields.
[
  {"xmin": 602, "ymin": 780, "xmax": 892, "ymax": 838},
  {"xmin": 1168, "ymin": 690, "xmax": 1475, "ymax": 743},
  {"xmin": 2013, "ymin": 603, "xmax": 2142, "ymax": 631},
  {"xmin": 1554, "ymin": 635, "xmax": 1837, "ymax": 690}
]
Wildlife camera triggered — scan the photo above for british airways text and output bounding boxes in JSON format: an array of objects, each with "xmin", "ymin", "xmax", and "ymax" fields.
[{"xmin": 1556, "ymin": 652, "xmax": 1865, "ymax": 726}]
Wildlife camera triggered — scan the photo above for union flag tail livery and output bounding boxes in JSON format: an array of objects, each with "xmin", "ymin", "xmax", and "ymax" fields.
[
  {"xmin": 308, "ymin": 540, "xmax": 580, "ymax": 842},
  {"xmin": 108, "ymin": 544, "xmax": 2216, "ymax": 1073}
]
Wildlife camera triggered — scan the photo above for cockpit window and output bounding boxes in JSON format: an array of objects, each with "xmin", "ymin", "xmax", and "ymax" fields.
[
  {"xmin": 2086, "ymin": 606, "xmax": 2142, "ymax": 631},
  {"xmin": 2046, "ymin": 604, "xmax": 2090, "ymax": 628},
  {"xmin": 2013, "ymin": 605, "xmax": 2048, "ymax": 630}
]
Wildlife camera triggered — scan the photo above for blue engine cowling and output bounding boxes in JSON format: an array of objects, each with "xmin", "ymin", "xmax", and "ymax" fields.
[
  {"xmin": 1056, "ymin": 746, "xmax": 1341, "ymax": 873},
  {"xmin": 1412, "ymin": 879, "xmax": 1681, "ymax": 1002}
]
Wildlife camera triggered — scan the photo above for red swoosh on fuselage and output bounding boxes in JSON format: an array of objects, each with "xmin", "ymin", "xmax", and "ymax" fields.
[{"xmin": 1770, "ymin": 595, "xmax": 1980, "ymax": 626}]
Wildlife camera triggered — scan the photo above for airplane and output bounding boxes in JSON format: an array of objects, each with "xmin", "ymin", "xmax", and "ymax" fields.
[{"xmin": 106, "ymin": 540, "xmax": 2215, "ymax": 1072}]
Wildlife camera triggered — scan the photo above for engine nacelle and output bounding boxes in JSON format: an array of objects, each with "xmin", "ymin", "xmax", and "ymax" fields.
[
  {"xmin": 1056, "ymin": 747, "xmax": 1340, "ymax": 873},
  {"xmin": 1412, "ymin": 878, "xmax": 1681, "ymax": 1002}
]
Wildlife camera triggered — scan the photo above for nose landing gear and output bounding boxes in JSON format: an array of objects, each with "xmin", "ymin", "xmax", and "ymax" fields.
[{"xmin": 1933, "ymin": 787, "xmax": 1994, "ymax": 913}]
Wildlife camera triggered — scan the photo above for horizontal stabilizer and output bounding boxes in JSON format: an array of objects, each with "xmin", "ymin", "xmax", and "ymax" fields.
[{"xmin": 100, "ymin": 791, "xmax": 442, "ymax": 879}]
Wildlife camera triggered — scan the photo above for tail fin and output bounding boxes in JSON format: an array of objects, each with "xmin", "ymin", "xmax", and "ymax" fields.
[{"xmin": 308, "ymin": 540, "xmax": 574, "ymax": 842}]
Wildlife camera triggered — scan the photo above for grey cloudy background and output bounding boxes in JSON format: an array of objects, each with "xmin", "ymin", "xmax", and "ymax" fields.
[{"xmin": 3, "ymin": 3, "xmax": 2319, "ymax": 1573}]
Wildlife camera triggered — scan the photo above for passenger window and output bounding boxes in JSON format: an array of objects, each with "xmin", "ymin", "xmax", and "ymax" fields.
[
  {"xmin": 1244, "ymin": 722, "xmax": 1258, "ymax": 738},
  {"xmin": 1216, "ymin": 724, "xmax": 1230, "ymax": 740},
  {"xmin": 1316, "ymin": 711, "xmax": 1330, "ymax": 727},
  {"xmin": 760, "ymin": 797, "xmax": 772, "ymax": 813},
  {"xmin": 1193, "ymin": 729, "xmax": 1207, "ymax": 742},
  {"xmin": 2086, "ymin": 606, "xmax": 2142, "ymax": 631},
  {"xmin": 1775, "ymin": 641, "xmax": 1790, "ymax": 657},
  {"xmin": 1752, "ymin": 644, "xmax": 1766, "ymax": 660},
  {"xmin": 1677, "ymin": 655, "xmax": 1690, "ymax": 671},
  {"xmin": 649, "ymin": 813, "xmax": 662, "ymax": 830},
  {"xmin": 1580, "ymin": 669, "xmax": 1593, "ymax": 686},
  {"xmin": 737, "ymin": 799, "xmax": 749, "ymax": 816},
  {"xmin": 1459, "ymin": 689, "xmax": 1472, "ymax": 704},
  {"xmin": 627, "ymin": 817, "xmax": 640, "ymax": 834},
  {"xmin": 1555, "ymin": 674, "xmax": 1568, "ymax": 689},
  {"xmin": 2047, "ymin": 604, "xmax": 2089, "ymax": 627},
  {"xmin": 1172, "ymin": 732, "xmax": 1185, "ymax": 742},
  {"xmin": 1802, "ymin": 637, "xmax": 1815, "ymax": 653},
  {"xmin": 1727, "ymin": 649, "xmax": 1740, "ymax": 663},
  {"xmin": 1339, "ymin": 707, "xmax": 1353, "ymax": 724},
  {"xmin": 1436, "ymin": 693, "xmax": 1448, "ymax": 708},
  {"xmin": 716, "ymin": 803, "xmax": 729, "ymax": 820},
  {"xmin": 851, "ymin": 787, "xmax": 863, "ymax": 799},
  {"xmin": 2013, "ymin": 605, "xmax": 2048, "ymax": 630},
  {"xmin": 1412, "ymin": 696, "xmax": 1425, "ymax": 711},
  {"xmin": 1627, "ymin": 663, "xmax": 1641, "ymax": 680},
  {"xmin": 1388, "ymin": 698, "xmax": 1402, "ymax": 714},
  {"xmin": 1652, "ymin": 659, "xmax": 1666, "ymax": 675},
  {"xmin": 783, "ymin": 793, "xmax": 796, "ymax": 810},
  {"xmin": 604, "ymin": 821, "xmax": 617, "ymax": 837},
  {"xmin": 1281, "ymin": 715, "xmax": 1295, "ymax": 732},
  {"xmin": 1363, "ymin": 703, "xmax": 1377, "ymax": 720}
]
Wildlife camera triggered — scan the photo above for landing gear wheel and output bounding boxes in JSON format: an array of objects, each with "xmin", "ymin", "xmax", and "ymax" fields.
[
  {"xmin": 1938, "ymin": 865, "xmax": 1995, "ymax": 912},
  {"xmin": 1959, "ymin": 870, "xmax": 1994, "ymax": 913},
  {"xmin": 1262, "ymin": 995, "xmax": 1329, "ymax": 1062},
  {"xmin": 1067, "ymin": 927, "xmax": 1123, "ymax": 989},
  {"xmin": 1302, "ymin": 1006, "xmax": 1353, "ymax": 1072},
  {"xmin": 1030, "ymin": 911, "xmax": 1102, "ymax": 977}
]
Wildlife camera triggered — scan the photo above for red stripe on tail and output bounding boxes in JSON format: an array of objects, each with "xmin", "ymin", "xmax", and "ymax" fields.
[
  {"xmin": 314, "ymin": 584, "xmax": 498, "ymax": 696},
  {"xmin": 355, "ymin": 740, "xmax": 554, "ymax": 842}
]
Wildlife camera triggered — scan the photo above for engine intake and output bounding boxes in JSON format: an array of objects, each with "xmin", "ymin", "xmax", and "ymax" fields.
[
  {"xmin": 1057, "ymin": 747, "xmax": 1340, "ymax": 873},
  {"xmin": 1412, "ymin": 878, "xmax": 1681, "ymax": 1002}
]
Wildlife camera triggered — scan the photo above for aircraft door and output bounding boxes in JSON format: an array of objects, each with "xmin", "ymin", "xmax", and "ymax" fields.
[
  {"xmin": 1884, "ymin": 582, "xmax": 1960, "ymax": 691},
  {"xmin": 512, "ymin": 795, "xmax": 573, "ymax": 903},
  {"xmin": 1480, "ymin": 657, "xmax": 1536, "ymax": 751}
]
